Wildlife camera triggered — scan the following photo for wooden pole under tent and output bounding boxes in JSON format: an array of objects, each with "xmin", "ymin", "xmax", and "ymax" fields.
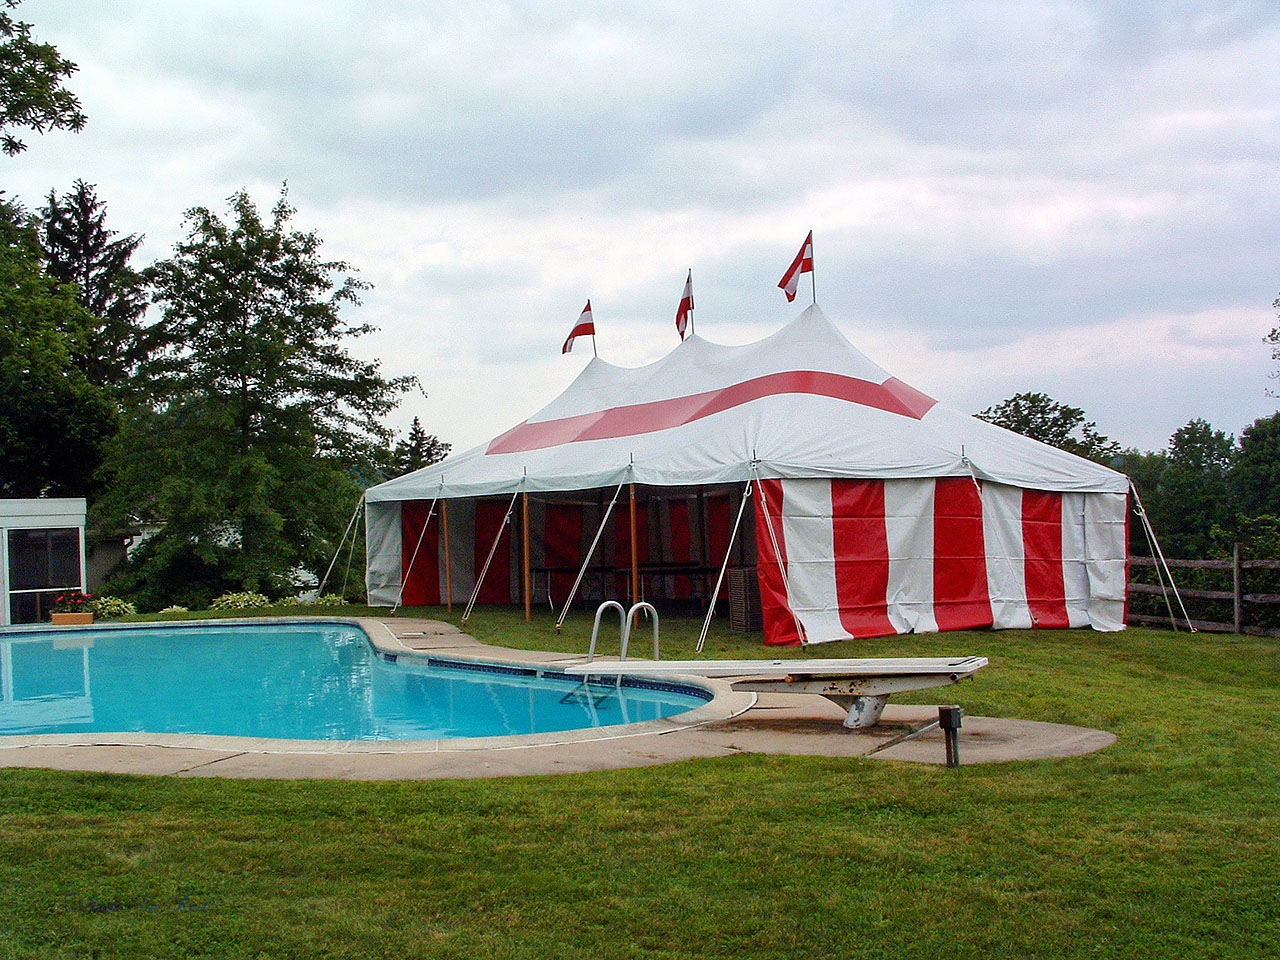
[
  {"xmin": 522, "ymin": 492, "xmax": 532, "ymax": 622},
  {"xmin": 442, "ymin": 499, "xmax": 452, "ymax": 613},
  {"xmin": 629, "ymin": 483, "xmax": 639, "ymax": 607}
]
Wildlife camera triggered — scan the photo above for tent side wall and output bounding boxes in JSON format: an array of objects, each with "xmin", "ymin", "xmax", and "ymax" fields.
[
  {"xmin": 754, "ymin": 477, "xmax": 1128, "ymax": 645},
  {"xmin": 365, "ymin": 488, "xmax": 753, "ymax": 613},
  {"xmin": 365, "ymin": 499, "xmax": 403, "ymax": 606}
]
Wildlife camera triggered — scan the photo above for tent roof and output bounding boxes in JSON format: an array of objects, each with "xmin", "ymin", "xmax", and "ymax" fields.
[{"xmin": 367, "ymin": 306, "xmax": 1126, "ymax": 502}]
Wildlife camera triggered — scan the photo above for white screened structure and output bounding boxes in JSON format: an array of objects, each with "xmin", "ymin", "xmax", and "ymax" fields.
[{"xmin": 1, "ymin": 499, "xmax": 87, "ymax": 626}]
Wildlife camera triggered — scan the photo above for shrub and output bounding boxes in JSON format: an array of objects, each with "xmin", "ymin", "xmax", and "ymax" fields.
[
  {"xmin": 210, "ymin": 591, "xmax": 272, "ymax": 611},
  {"xmin": 314, "ymin": 593, "xmax": 349, "ymax": 607},
  {"xmin": 158, "ymin": 605, "xmax": 189, "ymax": 614},
  {"xmin": 274, "ymin": 596, "xmax": 301, "ymax": 607},
  {"xmin": 87, "ymin": 595, "xmax": 137, "ymax": 620}
]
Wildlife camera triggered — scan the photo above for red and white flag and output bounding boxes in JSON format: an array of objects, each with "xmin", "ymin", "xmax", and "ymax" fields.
[
  {"xmin": 778, "ymin": 230, "xmax": 813, "ymax": 302},
  {"xmin": 675, "ymin": 270, "xmax": 694, "ymax": 340},
  {"xmin": 562, "ymin": 300, "xmax": 596, "ymax": 355}
]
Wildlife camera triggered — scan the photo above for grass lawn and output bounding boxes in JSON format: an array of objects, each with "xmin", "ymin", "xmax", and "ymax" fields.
[{"xmin": 1, "ymin": 606, "xmax": 1277, "ymax": 958}]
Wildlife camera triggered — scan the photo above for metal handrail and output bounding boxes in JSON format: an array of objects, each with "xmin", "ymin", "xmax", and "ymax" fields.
[
  {"xmin": 620, "ymin": 602, "xmax": 659, "ymax": 662},
  {"xmin": 586, "ymin": 601, "xmax": 627, "ymax": 663}
]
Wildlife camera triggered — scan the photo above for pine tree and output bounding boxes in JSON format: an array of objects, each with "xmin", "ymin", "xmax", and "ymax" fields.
[
  {"xmin": 100, "ymin": 187, "xmax": 414, "ymax": 606},
  {"xmin": 0, "ymin": 197, "xmax": 117, "ymax": 497},
  {"xmin": 39, "ymin": 180, "xmax": 159, "ymax": 390},
  {"xmin": 392, "ymin": 417, "xmax": 449, "ymax": 474}
]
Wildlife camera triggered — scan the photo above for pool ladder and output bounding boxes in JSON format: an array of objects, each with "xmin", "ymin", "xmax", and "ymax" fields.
[{"xmin": 585, "ymin": 601, "xmax": 659, "ymax": 663}]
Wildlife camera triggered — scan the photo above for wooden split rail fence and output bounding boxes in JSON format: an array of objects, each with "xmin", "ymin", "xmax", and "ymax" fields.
[{"xmin": 1128, "ymin": 544, "xmax": 1280, "ymax": 637}]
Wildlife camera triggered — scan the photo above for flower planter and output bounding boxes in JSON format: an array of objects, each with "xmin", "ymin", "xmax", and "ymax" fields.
[{"xmin": 51, "ymin": 612, "xmax": 94, "ymax": 626}]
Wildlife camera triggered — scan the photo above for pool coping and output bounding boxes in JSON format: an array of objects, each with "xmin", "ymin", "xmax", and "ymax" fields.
[{"xmin": 0, "ymin": 616, "xmax": 757, "ymax": 756}]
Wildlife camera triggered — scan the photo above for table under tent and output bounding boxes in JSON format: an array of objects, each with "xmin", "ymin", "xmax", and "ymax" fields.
[{"xmin": 364, "ymin": 306, "xmax": 1131, "ymax": 646}]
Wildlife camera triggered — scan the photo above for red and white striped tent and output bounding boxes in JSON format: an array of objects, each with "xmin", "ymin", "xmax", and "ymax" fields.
[{"xmin": 365, "ymin": 306, "xmax": 1128, "ymax": 644}]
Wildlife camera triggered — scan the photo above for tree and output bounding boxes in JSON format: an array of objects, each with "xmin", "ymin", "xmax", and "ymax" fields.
[
  {"xmin": 0, "ymin": 0, "xmax": 85, "ymax": 156},
  {"xmin": 1152, "ymin": 419, "xmax": 1235, "ymax": 556},
  {"xmin": 100, "ymin": 187, "xmax": 414, "ymax": 607},
  {"xmin": 391, "ymin": 417, "xmax": 449, "ymax": 475},
  {"xmin": 1230, "ymin": 413, "xmax": 1280, "ymax": 522},
  {"xmin": 0, "ymin": 197, "xmax": 117, "ymax": 497},
  {"xmin": 1113, "ymin": 447, "xmax": 1167, "ymax": 554},
  {"xmin": 977, "ymin": 392, "xmax": 1121, "ymax": 463},
  {"xmin": 1270, "ymin": 290, "xmax": 1280, "ymax": 392},
  {"xmin": 39, "ymin": 180, "xmax": 158, "ymax": 390}
]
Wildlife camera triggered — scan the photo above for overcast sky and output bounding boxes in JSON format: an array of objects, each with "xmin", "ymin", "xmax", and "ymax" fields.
[{"xmin": 10, "ymin": 0, "xmax": 1280, "ymax": 453}]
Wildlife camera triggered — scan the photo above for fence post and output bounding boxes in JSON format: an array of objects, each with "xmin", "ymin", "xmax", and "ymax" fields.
[{"xmin": 1233, "ymin": 542, "xmax": 1243, "ymax": 635}]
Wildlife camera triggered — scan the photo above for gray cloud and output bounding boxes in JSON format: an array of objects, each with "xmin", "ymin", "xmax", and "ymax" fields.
[{"xmin": 9, "ymin": 0, "xmax": 1279, "ymax": 453}]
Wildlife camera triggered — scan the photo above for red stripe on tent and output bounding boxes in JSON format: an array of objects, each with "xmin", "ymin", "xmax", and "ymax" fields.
[
  {"xmin": 1022, "ymin": 490, "xmax": 1068, "ymax": 628},
  {"xmin": 754, "ymin": 479, "xmax": 801, "ymax": 646},
  {"xmin": 544, "ymin": 503, "xmax": 584, "ymax": 604},
  {"xmin": 668, "ymin": 498, "xmax": 693, "ymax": 599},
  {"xmin": 933, "ymin": 478, "xmax": 993, "ymax": 630},
  {"xmin": 485, "ymin": 371, "xmax": 937, "ymax": 454},
  {"xmin": 474, "ymin": 499, "xmax": 512, "ymax": 604},
  {"xmin": 830, "ymin": 479, "xmax": 895, "ymax": 639},
  {"xmin": 1124, "ymin": 491, "xmax": 1131, "ymax": 626},
  {"xmin": 400, "ymin": 500, "xmax": 440, "ymax": 606}
]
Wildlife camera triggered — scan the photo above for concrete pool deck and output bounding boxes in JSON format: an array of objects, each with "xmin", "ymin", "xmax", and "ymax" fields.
[{"xmin": 0, "ymin": 617, "xmax": 1116, "ymax": 780}]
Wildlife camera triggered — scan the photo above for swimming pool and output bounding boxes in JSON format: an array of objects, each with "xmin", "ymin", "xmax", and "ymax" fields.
[{"xmin": 0, "ymin": 621, "xmax": 711, "ymax": 741}]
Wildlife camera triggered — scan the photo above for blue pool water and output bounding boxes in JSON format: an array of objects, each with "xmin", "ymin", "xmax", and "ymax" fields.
[{"xmin": 0, "ymin": 622, "xmax": 709, "ymax": 741}]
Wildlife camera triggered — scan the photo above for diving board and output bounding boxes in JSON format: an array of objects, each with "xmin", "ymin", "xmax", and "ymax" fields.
[{"xmin": 563, "ymin": 656, "xmax": 989, "ymax": 729}]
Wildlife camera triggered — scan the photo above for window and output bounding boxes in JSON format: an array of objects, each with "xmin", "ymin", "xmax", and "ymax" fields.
[{"xmin": 7, "ymin": 528, "xmax": 82, "ymax": 625}]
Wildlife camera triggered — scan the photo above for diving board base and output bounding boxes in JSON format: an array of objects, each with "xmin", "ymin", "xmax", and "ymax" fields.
[{"xmin": 562, "ymin": 656, "xmax": 988, "ymax": 729}]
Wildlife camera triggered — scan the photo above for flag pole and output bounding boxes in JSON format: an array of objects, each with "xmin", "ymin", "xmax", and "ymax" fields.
[
  {"xmin": 810, "ymin": 233, "xmax": 816, "ymax": 305},
  {"xmin": 688, "ymin": 268, "xmax": 694, "ymax": 336},
  {"xmin": 592, "ymin": 333, "xmax": 597, "ymax": 357}
]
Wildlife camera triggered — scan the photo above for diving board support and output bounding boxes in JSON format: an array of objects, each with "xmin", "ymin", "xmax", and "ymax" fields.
[
  {"xmin": 823, "ymin": 694, "xmax": 889, "ymax": 729},
  {"xmin": 563, "ymin": 656, "xmax": 988, "ymax": 729}
]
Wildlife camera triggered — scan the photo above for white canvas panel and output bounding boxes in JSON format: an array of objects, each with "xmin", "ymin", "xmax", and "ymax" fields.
[
  {"xmin": 981, "ymin": 483, "xmax": 1033, "ymax": 629},
  {"xmin": 1085, "ymin": 492, "xmax": 1128, "ymax": 631},
  {"xmin": 884, "ymin": 478, "xmax": 937, "ymax": 634},
  {"xmin": 779, "ymin": 479, "xmax": 852, "ymax": 644},
  {"xmin": 365, "ymin": 500, "xmax": 402, "ymax": 606},
  {"xmin": 1061, "ymin": 493, "xmax": 1092, "ymax": 628}
]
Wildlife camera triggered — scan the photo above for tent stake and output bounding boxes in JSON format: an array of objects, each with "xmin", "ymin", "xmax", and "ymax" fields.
[
  {"xmin": 462, "ymin": 490, "xmax": 520, "ymax": 626},
  {"xmin": 697, "ymin": 479, "xmax": 754, "ymax": 654},
  {"xmin": 318, "ymin": 495, "xmax": 364, "ymax": 598},
  {"xmin": 556, "ymin": 480, "xmax": 627, "ymax": 632},
  {"xmin": 1131, "ymin": 481, "xmax": 1194, "ymax": 632},
  {"xmin": 393, "ymin": 495, "xmax": 439, "ymax": 614}
]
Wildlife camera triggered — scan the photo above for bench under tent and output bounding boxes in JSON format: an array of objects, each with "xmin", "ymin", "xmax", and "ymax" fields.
[{"xmin": 364, "ymin": 306, "xmax": 1129, "ymax": 646}]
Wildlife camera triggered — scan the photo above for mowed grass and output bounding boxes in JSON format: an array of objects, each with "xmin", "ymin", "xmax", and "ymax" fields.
[{"xmin": 1, "ymin": 608, "xmax": 1277, "ymax": 958}]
